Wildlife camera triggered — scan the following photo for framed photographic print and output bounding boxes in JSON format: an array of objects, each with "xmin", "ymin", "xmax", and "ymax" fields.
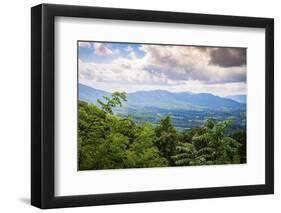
[{"xmin": 31, "ymin": 3, "xmax": 274, "ymax": 209}]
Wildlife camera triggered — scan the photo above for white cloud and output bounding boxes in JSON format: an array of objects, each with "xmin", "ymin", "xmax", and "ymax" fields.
[
  {"xmin": 78, "ymin": 43, "xmax": 246, "ymax": 96},
  {"xmin": 126, "ymin": 46, "xmax": 133, "ymax": 52},
  {"xmin": 78, "ymin": 42, "xmax": 92, "ymax": 48},
  {"xmin": 93, "ymin": 43, "xmax": 113, "ymax": 56},
  {"xmin": 139, "ymin": 45, "xmax": 246, "ymax": 83},
  {"xmin": 79, "ymin": 58, "xmax": 170, "ymax": 85}
]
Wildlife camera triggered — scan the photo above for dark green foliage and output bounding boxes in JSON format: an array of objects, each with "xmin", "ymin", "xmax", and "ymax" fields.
[
  {"xmin": 155, "ymin": 116, "xmax": 179, "ymax": 165},
  {"xmin": 230, "ymin": 131, "xmax": 246, "ymax": 163},
  {"xmin": 172, "ymin": 119, "xmax": 241, "ymax": 166},
  {"xmin": 78, "ymin": 94, "xmax": 167, "ymax": 170},
  {"xmin": 78, "ymin": 92, "xmax": 246, "ymax": 170}
]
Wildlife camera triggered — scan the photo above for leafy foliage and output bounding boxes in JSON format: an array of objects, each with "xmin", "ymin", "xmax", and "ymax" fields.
[
  {"xmin": 78, "ymin": 92, "xmax": 246, "ymax": 170},
  {"xmin": 97, "ymin": 92, "xmax": 127, "ymax": 114},
  {"xmin": 229, "ymin": 131, "xmax": 246, "ymax": 163},
  {"xmin": 155, "ymin": 116, "xmax": 179, "ymax": 165},
  {"xmin": 172, "ymin": 119, "xmax": 241, "ymax": 166}
]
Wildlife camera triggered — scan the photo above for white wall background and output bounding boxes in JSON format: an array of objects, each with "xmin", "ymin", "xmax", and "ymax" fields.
[{"xmin": 0, "ymin": 0, "xmax": 279, "ymax": 212}]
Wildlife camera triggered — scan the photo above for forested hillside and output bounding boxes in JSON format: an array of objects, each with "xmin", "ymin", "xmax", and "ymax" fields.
[
  {"xmin": 79, "ymin": 84, "xmax": 246, "ymax": 131},
  {"xmin": 78, "ymin": 92, "xmax": 246, "ymax": 170}
]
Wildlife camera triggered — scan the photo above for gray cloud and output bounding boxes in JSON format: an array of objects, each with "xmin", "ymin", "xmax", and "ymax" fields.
[
  {"xmin": 79, "ymin": 43, "xmax": 247, "ymax": 96},
  {"xmin": 140, "ymin": 45, "xmax": 247, "ymax": 84},
  {"xmin": 144, "ymin": 64, "xmax": 246, "ymax": 85},
  {"xmin": 144, "ymin": 65, "xmax": 210, "ymax": 82},
  {"xmin": 209, "ymin": 48, "xmax": 246, "ymax": 67}
]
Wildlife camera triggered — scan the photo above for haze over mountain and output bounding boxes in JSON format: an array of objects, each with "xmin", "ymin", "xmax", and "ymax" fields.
[
  {"xmin": 79, "ymin": 84, "xmax": 246, "ymax": 130},
  {"xmin": 79, "ymin": 84, "xmax": 245, "ymax": 111},
  {"xmin": 225, "ymin": 95, "xmax": 246, "ymax": 104},
  {"xmin": 78, "ymin": 42, "xmax": 247, "ymax": 131}
]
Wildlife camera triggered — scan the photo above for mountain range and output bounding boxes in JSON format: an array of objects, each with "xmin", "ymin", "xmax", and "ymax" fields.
[
  {"xmin": 79, "ymin": 83, "xmax": 246, "ymax": 111},
  {"xmin": 225, "ymin": 95, "xmax": 246, "ymax": 104}
]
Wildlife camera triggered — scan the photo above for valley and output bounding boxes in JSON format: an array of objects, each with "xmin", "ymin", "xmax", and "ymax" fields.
[{"xmin": 79, "ymin": 83, "xmax": 246, "ymax": 132}]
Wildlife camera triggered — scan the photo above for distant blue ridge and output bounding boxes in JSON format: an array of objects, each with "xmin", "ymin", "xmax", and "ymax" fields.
[{"xmin": 78, "ymin": 83, "xmax": 246, "ymax": 111}]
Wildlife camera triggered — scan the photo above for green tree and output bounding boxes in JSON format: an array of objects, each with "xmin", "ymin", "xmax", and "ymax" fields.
[
  {"xmin": 78, "ymin": 92, "xmax": 168, "ymax": 170},
  {"xmin": 97, "ymin": 92, "xmax": 127, "ymax": 114},
  {"xmin": 155, "ymin": 116, "xmax": 179, "ymax": 165},
  {"xmin": 78, "ymin": 92, "xmax": 245, "ymax": 170},
  {"xmin": 172, "ymin": 119, "xmax": 241, "ymax": 166},
  {"xmin": 230, "ymin": 131, "xmax": 246, "ymax": 163},
  {"xmin": 126, "ymin": 122, "xmax": 169, "ymax": 168}
]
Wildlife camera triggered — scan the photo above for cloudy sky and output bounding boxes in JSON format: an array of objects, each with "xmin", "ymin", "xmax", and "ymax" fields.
[{"xmin": 78, "ymin": 41, "xmax": 246, "ymax": 97}]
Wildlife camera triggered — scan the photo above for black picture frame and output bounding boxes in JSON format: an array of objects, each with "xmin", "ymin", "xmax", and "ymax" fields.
[{"xmin": 31, "ymin": 3, "xmax": 274, "ymax": 209}]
